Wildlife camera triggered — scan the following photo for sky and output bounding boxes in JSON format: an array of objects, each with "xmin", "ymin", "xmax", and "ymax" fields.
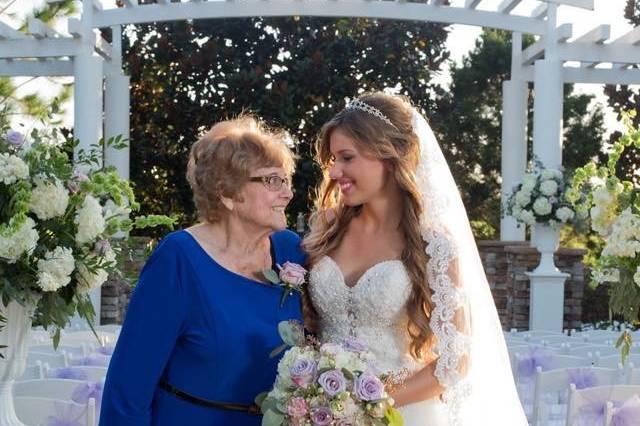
[{"xmin": 2, "ymin": 0, "xmax": 639, "ymax": 134}]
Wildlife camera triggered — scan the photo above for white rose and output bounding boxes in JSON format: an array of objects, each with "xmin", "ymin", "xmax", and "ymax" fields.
[
  {"xmin": 533, "ymin": 197, "xmax": 552, "ymax": 216},
  {"xmin": 75, "ymin": 195, "xmax": 106, "ymax": 245},
  {"xmin": 540, "ymin": 180, "xmax": 558, "ymax": 197},
  {"xmin": 29, "ymin": 179, "xmax": 69, "ymax": 220},
  {"xmin": 0, "ymin": 153, "xmax": 29, "ymax": 185},
  {"xmin": 0, "ymin": 218, "xmax": 39, "ymax": 263},
  {"xmin": 37, "ymin": 246, "xmax": 75, "ymax": 292},
  {"xmin": 103, "ymin": 199, "xmax": 131, "ymax": 221}
]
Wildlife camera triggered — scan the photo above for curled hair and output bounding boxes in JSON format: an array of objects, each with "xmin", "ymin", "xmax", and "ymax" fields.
[
  {"xmin": 303, "ymin": 92, "xmax": 434, "ymax": 359},
  {"xmin": 186, "ymin": 115, "xmax": 295, "ymax": 224}
]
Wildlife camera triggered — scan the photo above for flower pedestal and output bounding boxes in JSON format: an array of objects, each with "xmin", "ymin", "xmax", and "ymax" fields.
[
  {"xmin": 526, "ymin": 223, "xmax": 570, "ymax": 331},
  {"xmin": 0, "ymin": 301, "xmax": 33, "ymax": 426}
]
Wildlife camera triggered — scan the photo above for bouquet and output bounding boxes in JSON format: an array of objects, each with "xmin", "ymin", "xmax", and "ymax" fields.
[
  {"xmin": 566, "ymin": 112, "xmax": 640, "ymax": 360},
  {"xmin": 0, "ymin": 125, "xmax": 175, "ymax": 350},
  {"xmin": 258, "ymin": 321, "xmax": 404, "ymax": 426},
  {"xmin": 504, "ymin": 159, "xmax": 577, "ymax": 229}
]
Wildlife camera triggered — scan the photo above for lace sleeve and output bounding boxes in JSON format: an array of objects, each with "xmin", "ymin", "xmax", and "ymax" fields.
[{"xmin": 425, "ymin": 229, "xmax": 472, "ymax": 424}]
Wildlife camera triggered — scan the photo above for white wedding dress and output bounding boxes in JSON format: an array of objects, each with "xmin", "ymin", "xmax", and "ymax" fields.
[{"xmin": 309, "ymin": 255, "xmax": 450, "ymax": 425}]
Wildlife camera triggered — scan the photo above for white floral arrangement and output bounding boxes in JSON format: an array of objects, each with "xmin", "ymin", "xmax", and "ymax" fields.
[
  {"xmin": 505, "ymin": 160, "xmax": 577, "ymax": 229},
  {"xmin": 0, "ymin": 125, "xmax": 174, "ymax": 349},
  {"xmin": 567, "ymin": 112, "xmax": 640, "ymax": 360},
  {"xmin": 258, "ymin": 321, "xmax": 403, "ymax": 426}
]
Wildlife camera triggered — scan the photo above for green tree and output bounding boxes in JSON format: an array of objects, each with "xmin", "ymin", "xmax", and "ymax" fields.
[
  {"xmin": 123, "ymin": 16, "xmax": 450, "ymax": 230},
  {"xmin": 603, "ymin": 0, "xmax": 640, "ymax": 186},
  {"xmin": 0, "ymin": 0, "xmax": 75, "ymax": 128},
  {"xmin": 436, "ymin": 29, "xmax": 605, "ymax": 239}
]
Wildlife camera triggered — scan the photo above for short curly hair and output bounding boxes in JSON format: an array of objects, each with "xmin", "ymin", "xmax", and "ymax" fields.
[{"xmin": 186, "ymin": 115, "xmax": 295, "ymax": 224}]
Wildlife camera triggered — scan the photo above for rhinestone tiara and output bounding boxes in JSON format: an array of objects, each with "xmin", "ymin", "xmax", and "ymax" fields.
[{"xmin": 345, "ymin": 99, "xmax": 397, "ymax": 129}]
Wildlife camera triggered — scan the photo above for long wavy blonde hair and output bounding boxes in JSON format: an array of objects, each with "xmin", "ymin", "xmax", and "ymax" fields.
[{"xmin": 303, "ymin": 92, "xmax": 434, "ymax": 360}]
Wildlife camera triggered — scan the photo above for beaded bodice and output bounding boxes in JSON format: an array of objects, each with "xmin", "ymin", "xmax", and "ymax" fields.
[{"xmin": 309, "ymin": 256, "xmax": 423, "ymax": 374}]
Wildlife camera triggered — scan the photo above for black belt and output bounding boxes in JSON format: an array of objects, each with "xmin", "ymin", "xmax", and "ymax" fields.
[{"xmin": 159, "ymin": 380, "xmax": 261, "ymax": 415}]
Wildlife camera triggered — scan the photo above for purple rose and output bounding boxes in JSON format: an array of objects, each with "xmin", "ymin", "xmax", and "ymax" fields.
[
  {"xmin": 354, "ymin": 372, "xmax": 385, "ymax": 401},
  {"xmin": 287, "ymin": 397, "xmax": 309, "ymax": 418},
  {"xmin": 342, "ymin": 338, "xmax": 367, "ymax": 353},
  {"xmin": 278, "ymin": 262, "xmax": 307, "ymax": 288},
  {"xmin": 6, "ymin": 130, "xmax": 24, "ymax": 147},
  {"xmin": 289, "ymin": 357, "xmax": 317, "ymax": 389},
  {"xmin": 310, "ymin": 407, "xmax": 333, "ymax": 426},
  {"xmin": 317, "ymin": 369, "xmax": 347, "ymax": 397}
]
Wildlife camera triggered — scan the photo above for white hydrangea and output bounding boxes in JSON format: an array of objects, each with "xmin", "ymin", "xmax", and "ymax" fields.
[
  {"xmin": 533, "ymin": 197, "xmax": 552, "ymax": 216},
  {"xmin": 0, "ymin": 153, "xmax": 29, "ymax": 185},
  {"xmin": 334, "ymin": 350, "xmax": 367, "ymax": 372},
  {"xmin": 521, "ymin": 174, "xmax": 537, "ymax": 192},
  {"xmin": 515, "ymin": 189, "xmax": 532, "ymax": 206},
  {"xmin": 103, "ymin": 199, "xmax": 131, "ymax": 221},
  {"xmin": 541, "ymin": 169, "xmax": 560, "ymax": 180},
  {"xmin": 75, "ymin": 195, "xmax": 106, "ymax": 245},
  {"xmin": 540, "ymin": 179, "xmax": 558, "ymax": 197},
  {"xmin": 518, "ymin": 209, "xmax": 536, "ymax": 226},
  {"xmin": 75, "ymin": 262, "xmax": 109, "ymax": 293},
  {"xmin": 0, "ymin": 218, "xmax": 39, "ymax": 263},
  {"xmin": 556, "ymin": 206, "xmax": 575, "ymax": 223},
  {"xmin": 29, "ymin": 179, "xmax": 69, "ymax": 220},
  {"xmin": 592, "ymin": 268, "xmax": 620, "ymax": 284},
  {"xmin": 601, "ymin": 209, "xmax": 640, "ymax": 258},
  {"xmin": 37, "ymin": 246, "xmax": 75, "ymax": 292}
]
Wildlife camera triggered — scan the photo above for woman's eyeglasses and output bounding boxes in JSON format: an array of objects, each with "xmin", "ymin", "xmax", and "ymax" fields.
[{"xmin": 248, "ymin": 175, "xmax": 291, "ymax": 192}]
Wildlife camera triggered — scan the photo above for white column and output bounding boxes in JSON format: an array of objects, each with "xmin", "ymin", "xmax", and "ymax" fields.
[
  {"xmin": 500, "ymin": 78, "xmax": 528, "ymax": 241},
  {"xmin": 104, "ymin": 73, "xmax": 130, "ymax": 179},
  {"xmin": 73, "ymin": 53, "xmax": 104, "ymax": 166},
  {"xmin": 531, "ymin": 58, "xmax": 564, "ymax": 169}
]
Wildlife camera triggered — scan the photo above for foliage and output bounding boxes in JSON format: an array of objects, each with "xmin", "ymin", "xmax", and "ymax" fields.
[
  {"xmin": 123, "ymin": 14, "xmax": 450, "ymax": 233},
  {"xmin": 0, "ymin": 119, "xmax": 175, "ymax": 356},
  {"xmin": 568, "ymin": 113, "xmax": 640, "ymax": 361}
]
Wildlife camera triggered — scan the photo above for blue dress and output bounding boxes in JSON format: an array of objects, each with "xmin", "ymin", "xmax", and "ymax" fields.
[{"xmin": 99, "ymin": 229, "xmax": 305, "ymax": 426}]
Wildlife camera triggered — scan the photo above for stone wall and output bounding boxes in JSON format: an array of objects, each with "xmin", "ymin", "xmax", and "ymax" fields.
[
  {"xmin": 100, "ymin": 237, "xmax": 152, "ymax": 325},
  {"xmin": 101, "ymin": 238, "xmax": 587, "ymax": 330}
]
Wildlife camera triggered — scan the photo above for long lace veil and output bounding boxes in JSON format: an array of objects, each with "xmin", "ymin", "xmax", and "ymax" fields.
[{"xmin": 412, "ymin": 109, "xmax": 528, "ymax": 425}]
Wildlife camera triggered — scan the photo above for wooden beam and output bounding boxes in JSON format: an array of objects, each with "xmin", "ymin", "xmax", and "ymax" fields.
[
  {"xmin": 498, "ymin": 0, "xmax": 523, "ymax": 14},
  {"xmin": 521, "ymin": 23, "xmax": 572, "ymax": 65},
  {"xmin": 573, "ymin": 24, "xmax": 610, "ymax": 44},
  {"xmin": 0, "ymin": 22, "xmax": 28, "ymax": 40},
  {"xmin": 539, "ymin": 0, "xmax": 593, "ymax": 10},
  {"xmin": 0, "ymin": 58, "xmax": 73, "ymax": 76},
  {"xmin": 531, "ymin": 4, "xmax": 548, "ymax": 19},
  {"xmin": 612, "ymin": 26, "xmax": 640, "ymax": 46},
  {"xmin": 557, "ymin": 42, "xmax": 640, "ymax": 64},
  {"xmin": 465, "ymin": 0, "xmax": 482, "ymax": 9},
  {"xmin": 27, "ymin": 18, "xmax": 61, "ymax": 39}
]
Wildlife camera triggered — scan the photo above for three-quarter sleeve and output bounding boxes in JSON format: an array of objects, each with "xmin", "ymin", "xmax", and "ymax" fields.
[{"xmin": 100, "ymin": 235, "xmax": 187, "ymax": 426}]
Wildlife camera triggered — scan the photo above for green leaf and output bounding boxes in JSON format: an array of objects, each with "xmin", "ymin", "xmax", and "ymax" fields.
[
  {"xmin": 384, "ymin": 407, "xmax": 405, "ymax": 426},
  {"xmin": 254, "ymin": 391, "xmax": 268, "ymax": 407},
  {"xmin": 269, "ymin": 343, "xmax": 287, "ymax": 359},
  {"xmin": 262, "ymin": 269, "xmax": 280, "ymax": 285},
  {"xmin": 261, "ymin": 409, "xmax": 285, "ymax": 426}
]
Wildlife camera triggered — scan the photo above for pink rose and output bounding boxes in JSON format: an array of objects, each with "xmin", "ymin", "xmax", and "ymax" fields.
[
  {"xmin": 287, "ymin": 397, "xmax": 309, "ymax": 418},
  {"xmin": 278, "ymin": 262, "xmax": 307, "ymax": 288},
  {"xmin": 310, "ymin": 407, "xmax": 333, "ymax": 425}
]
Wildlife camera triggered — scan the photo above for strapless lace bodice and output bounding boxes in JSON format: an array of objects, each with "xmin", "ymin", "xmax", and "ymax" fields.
[{"xmin": 309, "ymin": 256, "xmax": 423, "ymax": 374}]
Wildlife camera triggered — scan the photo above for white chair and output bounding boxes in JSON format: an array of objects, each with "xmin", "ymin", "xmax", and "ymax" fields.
[
  {"xmin": 596, "ymin": 354, "xmax": 640, "ymax": 369},
  {"xmin": 14, "ymin": 396, "xmax": 95, "ymax": 426},
  {"xmin": 532, "ymin": 335, "xmax": 573, "ymax": 345},
  {"xmin": 29, "ymin": 343, "xmax": 91, "ymax": 357},
  {"xmin": 16, "ymin": 361, "xmax": 45, "ymax": 381},
  {"xmin": 564, "ymin": 345, "xmax": 621, "ymax": 359},
  {"xmin": 45, "ymin": 365, "xmax": 108, "ymax": 382},
  {"xmin": 27, "ymin": 351, "xmax": 69, "ymax": 368},
  {"xmin": 531, "ymin": 366, "xmax": 624, "ymax": 425},
  {"xmin": 12, "ymin": 378, "xmax": 87, "ymax": 400},
  {"xmin": 566, "ymin": 384, "xmax": 640, "ymax": 426}
]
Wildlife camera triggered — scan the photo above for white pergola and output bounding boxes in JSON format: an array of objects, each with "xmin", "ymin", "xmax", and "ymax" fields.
[{"xmin": 1, "ymin": 0, "xmax": 639, "ymax": 331}]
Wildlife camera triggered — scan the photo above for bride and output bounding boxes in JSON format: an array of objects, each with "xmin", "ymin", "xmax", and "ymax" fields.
[{"xmin": 302, "ymin": 92, "xmax": 528, "ymax": 425}]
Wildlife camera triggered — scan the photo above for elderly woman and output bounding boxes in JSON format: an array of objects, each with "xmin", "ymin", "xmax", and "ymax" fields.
[{"xmin": 100, "ymin": 116, "xmax": 304, "ymax": 425}]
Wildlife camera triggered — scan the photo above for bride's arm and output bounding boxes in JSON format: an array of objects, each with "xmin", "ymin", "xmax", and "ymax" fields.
[{"xmin": 390, "ymin": 359, "xmax": 444, "ymax": 406}]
